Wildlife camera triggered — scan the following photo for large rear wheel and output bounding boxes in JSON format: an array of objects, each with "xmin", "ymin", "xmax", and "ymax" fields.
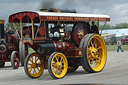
[
  {"xmin": 48, "ymin": 52, "xmax": 68, "ymax": 79},
  {"xmin": 24, "ymin": 53, "xmax": 44, "ymax": 78},
  {"xmin": 80, "ymin": 34, "xmax": 107, "ymax": 73}
]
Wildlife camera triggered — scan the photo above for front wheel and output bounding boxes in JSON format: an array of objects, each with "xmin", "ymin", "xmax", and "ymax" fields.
[
  {"xmin": 11, "ymin": 51, "xmax": 20, "ymax": 69},
  {"xmin": 48, "ymin": 52, "xmax": 68, "ymax": 79},
  {"xmin": 24, "ymin": 53, "xmax": 44, "ymax": 78},
  {"xmin": 80, "ymin": 34, "xmax": 107, "ymax": 73}
]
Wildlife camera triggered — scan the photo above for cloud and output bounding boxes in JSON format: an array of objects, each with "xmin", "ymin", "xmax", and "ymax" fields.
[{"xmin": 0, "ymin": 0, "xmax": 128, "ymax": 26}]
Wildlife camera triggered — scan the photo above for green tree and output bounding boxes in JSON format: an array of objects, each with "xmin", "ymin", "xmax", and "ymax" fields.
[
  {"xmin": 5, "ymin": 22, "xmax": 26, "ymax": 31},
  {"xmin": 99, "ymin": 24, "xmax": 112, "ymax": 30}
]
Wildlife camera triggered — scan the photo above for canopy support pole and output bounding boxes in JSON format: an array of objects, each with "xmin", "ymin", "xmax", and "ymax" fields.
[
  {"xmin": 20, "ymin": 21, "xmax": 23, "ymax": 40},
  {"xmin": 98, "ymin": 21, "xmax": 99, "ymax": 31},
  {"xmin": 34, "ymin": 20, "xmax": 41, "ymax": 40},
  {"xmin": 12, "ymin": 22, "xmax": 21, "ymax": 39},
  {"xmin": 43, "ymin": 21, "xmax": 46, "ymax": 38},
  {"xmin": 100, "ymin": 21, "xmax": 107, "ymax": 34},
  {"xmin": 31, "ymin": 20, "xmax": 34, "ymax": 40}
]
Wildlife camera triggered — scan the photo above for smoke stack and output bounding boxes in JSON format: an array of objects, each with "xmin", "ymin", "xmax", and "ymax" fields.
[
  {"xmin": 0, "ymin": 20, "xmax": 5, "ymax": 38},
  {"xmin": 40, "ymin": 8, "xmax": 77, "ymax": 13}
]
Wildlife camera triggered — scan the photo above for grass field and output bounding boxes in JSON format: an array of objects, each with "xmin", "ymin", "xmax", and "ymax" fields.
[{"xmin": 107, "ymin": 45, "xmax": 128, "ymax": 51}]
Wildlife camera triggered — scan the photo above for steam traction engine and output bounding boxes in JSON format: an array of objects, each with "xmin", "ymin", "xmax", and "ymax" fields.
[
  {"xmin": 0, "ymin": 20, "xmax": 20, "ymax": 69},
  {"xmin": 8, "ymin": 8, "xmax": 110, "ymax": 79}
]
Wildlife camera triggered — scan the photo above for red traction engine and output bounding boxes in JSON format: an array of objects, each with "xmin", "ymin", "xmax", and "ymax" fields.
[
  {"xmin": 8, "ymin": 8, "xmax": 110, "ymax": 79},
  {"xmin": 0, "ymin": 20, "xmax": 20, "ymax": 69}
]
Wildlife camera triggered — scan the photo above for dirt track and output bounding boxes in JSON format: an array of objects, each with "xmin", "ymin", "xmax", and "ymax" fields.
[{"xmin": 0, "ymin": 51, "xmax": 128, "ymax": 85}]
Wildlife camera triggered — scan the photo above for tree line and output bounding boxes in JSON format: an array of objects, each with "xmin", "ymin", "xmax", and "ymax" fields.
[
  {"xmin": 4, "ymin": 22, "xmax": 128, "ymax": 31},
  {"xmin": 99, "ymin": 22, "xmax": 128, "ymax": 30}
]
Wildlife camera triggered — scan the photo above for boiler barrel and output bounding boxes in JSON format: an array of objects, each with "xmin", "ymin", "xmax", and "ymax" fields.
[{"xmin": 0, "ymin": 20, "xmax": 5, "ymax": 38}]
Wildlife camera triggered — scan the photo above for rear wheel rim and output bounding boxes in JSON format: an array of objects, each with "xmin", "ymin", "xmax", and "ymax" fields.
[
  {"xmin": 87, "ymin": 35, "xmax": 106, "ymax": 72},
  {"xmin": 26, "ymin": 53, "xmax": 44, "ymax": 78}
]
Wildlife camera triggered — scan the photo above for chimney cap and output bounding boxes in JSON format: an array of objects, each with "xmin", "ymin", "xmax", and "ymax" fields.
[{"xmin": 0, "ymin": 20, "xmax": 5, "ymax": 24}]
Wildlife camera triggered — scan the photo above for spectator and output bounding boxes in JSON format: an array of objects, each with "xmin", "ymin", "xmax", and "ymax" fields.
[
  {"xmin": 8, "ymin": 27, "xmax": 14, "ymax": 36},
  {"xmin": 91, "ymin": 21, "xmax": 99, "ymax": 34},
  {"xmin": 117, "ymin": 39, "xmax": 124, "ymax": 52}
]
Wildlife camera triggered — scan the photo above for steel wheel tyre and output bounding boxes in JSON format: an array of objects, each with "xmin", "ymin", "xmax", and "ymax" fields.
[
  {"xmin": 11, "ymin": 51, "xmax": 20, "ymax": 69},
  {"xmin": 48, "ymin": 52, "xmax": 68, "ymax": 79},
  {"xmin": 80, "ymin": 34, "xmax": 107, "ymax": 73},
  {"xmin": 24, "ymin": 53, "xmax": 44, "ymax": 78}
]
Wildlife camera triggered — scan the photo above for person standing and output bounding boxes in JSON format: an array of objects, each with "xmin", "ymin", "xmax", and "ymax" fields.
[
  {"xmin": 117, "ymin": 39, "xmax": 124, "ymax": 52},
  {"xmin": 8, "ymin": 27, "xmax": 14, "ymax": 36},
  {"xmin": 91, "ymin": 21, "xmax": 99, "ymax": 34}
]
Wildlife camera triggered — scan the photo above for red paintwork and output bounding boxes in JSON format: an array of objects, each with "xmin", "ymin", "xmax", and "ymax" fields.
[
  {"xmin": 9, "ymin": 11, "xmax": 39, "ymax": 23},
  {"xmin": 65, "ymin": 48, "xmax": 83, "ymax": 58},
  {"xmin": 0, "ymin": 45, "xmax": 6, "ymax": 53},
  {"xmin": 39, "ymin": 26, "xmax": 46, "ymax": 36},
  {"xmin": 73, "ymin": 23, "xmax": 87, "ymax": 46},
  {"xmin": 0, "ymin": 35, "xmax": 19, "ymax": 62}
]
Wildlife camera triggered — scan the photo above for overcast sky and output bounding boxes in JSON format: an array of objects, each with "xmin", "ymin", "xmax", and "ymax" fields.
[{"xmin": 0, "ymin": 0, "xmax": 128, "ymax": 26}]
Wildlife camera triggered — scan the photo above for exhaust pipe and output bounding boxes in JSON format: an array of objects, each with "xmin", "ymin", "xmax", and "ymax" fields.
[{"xmin": 0, "ymin": 20, "xmax": 5, "ymax": 39}]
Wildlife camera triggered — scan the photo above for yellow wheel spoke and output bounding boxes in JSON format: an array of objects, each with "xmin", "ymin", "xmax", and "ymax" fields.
[
  {"xmin": 29, "ymin": 59, "xmax": 33, "ymax": 63},
  {"xmin": 29, "ymin": 68, "xmax": 32, "ymax": 72},
  {"xmin": 27, "ymin": 63, "xmax": 32, "ymax": 65},
  {"xmin": 95, "ymin": 43, "xmax": 98, "ymax": 48},
  {"xmin": 59, "ymin": 68, "xmax": 63, "ymax": 73},
  {"xmin": 97, "ymin": 46, "xmax": 102, "ymax": 50},
  {"xmin": 33, "ymin": 69, "xmax": 36, "ymax": 74},
  {"xmin": 93, "ymin": 38, "xmax": 96, "ymax": 47},
  {"xmin": 88, "ymin": 55, "xmax": 91, "ymax": 59},
  {"xmin": 60, "ymin": 58, "xmax": 63, "ymax": 62},
  {"xmin": 55, "ymin": 57, "xmax": 59, "ymax": 62},
  {"xmin": 36, "ymin": 57, "xmax": 39, "ymax": 62},
  {"xmin": 55, "ymin": 69, "xmax": 58, "ymax": 75},
  {"xmin": 90, "ymin": 41, "xmax": 93, "ymax": 47},
  {"xmin": 37, "ymin": 67, "xmax": 40, "ymax": 71}
]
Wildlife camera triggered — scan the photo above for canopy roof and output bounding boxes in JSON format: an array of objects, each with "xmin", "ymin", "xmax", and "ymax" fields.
[{"xmin": 9, "ymin": 11, "xmax": 110, "ymax": 23}]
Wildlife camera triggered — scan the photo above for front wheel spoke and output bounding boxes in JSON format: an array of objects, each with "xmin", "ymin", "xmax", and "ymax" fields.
[
  {"xmin": 27, "ymin": 63, "xmax": 32, "ymax": 65},
  {"xmin": 55, "ymin": 57, "xmax": 59, "ymax": 62},
  {"xmin": 33, "ymin": 69, "xmax": 36, "ymax": 74},
  {"xmin": 88, "ymin": 55, "xmax": 91, "ymax": 59},
  {"xmin": 37, "ymin": 67, "xmax": 40, "ymax": 71},
  {"xmin": 29, "ymin": 68, "xmax": 32, "ymax": 72},
  {"xmin": 36, "ymin": 58, "xmax": 39, "ymax": 62},
  {"xmin": 29, "ymin": 59, "xmax": 33, "ymax": 63}
]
